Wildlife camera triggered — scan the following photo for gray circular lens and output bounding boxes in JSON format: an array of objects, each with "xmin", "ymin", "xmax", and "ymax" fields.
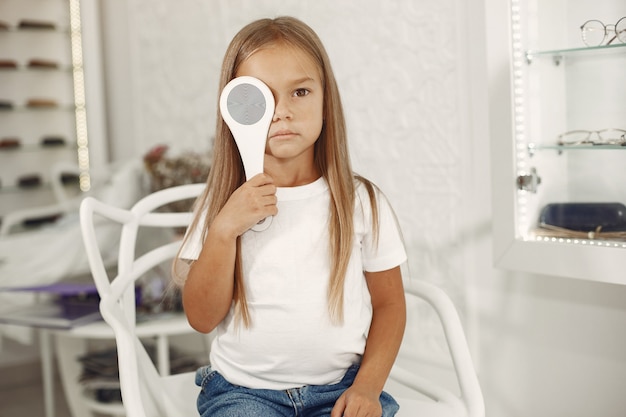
[{"xmin": 227, "ymin": 83, "xmax": 266, "ymax": 125}]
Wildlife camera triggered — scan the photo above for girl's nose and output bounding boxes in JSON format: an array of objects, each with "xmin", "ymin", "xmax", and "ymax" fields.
[{"xmin": 272, "ymin": 97, "xmax": 292, "ymax": 121}]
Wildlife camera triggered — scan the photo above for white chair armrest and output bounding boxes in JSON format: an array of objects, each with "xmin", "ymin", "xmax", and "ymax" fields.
[{"xmin": 402, "ymin": 281, "xmax": 485, "ymax": 417}]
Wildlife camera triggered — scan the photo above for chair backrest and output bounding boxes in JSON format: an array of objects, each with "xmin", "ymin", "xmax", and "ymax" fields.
[{"xmin": 80, "ymin": 183, "xmax": 205, "ymax": 417}]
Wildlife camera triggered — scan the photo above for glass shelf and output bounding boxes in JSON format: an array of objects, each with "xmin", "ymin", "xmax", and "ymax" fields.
[
  {"xmin": 0, "ymin": 104, "xmax": 77, "ymax": 112},
  {"xmin": 528, "ymin": 143, "xmax": 626, "ymax": 156},
  {"xmin": 0, "ymin": 65, "xmax": 72, "ymax": 72},
  {"xmin": 0, "ymin": 26, "xmax": 69, "ymax": 34},
  {"xmin": 1, "ymin": 183, "xmax": 58, "ymax": 194},
  {"xmin": 0, "ymin": 144, "xmax": 76, "ymax": 153},
  {"xmin": 0, "ymin": 183, "xmax": 53, "ymax": 194},
  {"xmin": 0, "ymin": 179, "xmax": 80, "ymax": 194},
  {"xmin": 526, "ymin": 43, "xmax": 626, "ymax": 64}
]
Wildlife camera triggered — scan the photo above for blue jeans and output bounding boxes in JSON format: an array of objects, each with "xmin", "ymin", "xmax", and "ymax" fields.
[{"xmin": 195, "ymin": 364, "xmax": 399, "ymax": 417}]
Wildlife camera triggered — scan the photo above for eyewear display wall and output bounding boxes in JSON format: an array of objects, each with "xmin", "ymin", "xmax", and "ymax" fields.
[{"xmin": 489, "ymin": 0, "xmax": 626, "ymax": 284}]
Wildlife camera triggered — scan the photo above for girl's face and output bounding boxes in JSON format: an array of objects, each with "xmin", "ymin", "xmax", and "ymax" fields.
[{"xmin": 235, "ymin": 44, "xmax": 324, "ymax": 178}]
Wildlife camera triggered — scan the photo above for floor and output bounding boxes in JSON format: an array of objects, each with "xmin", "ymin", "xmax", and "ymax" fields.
[{"xmin": 0, "ymin": 360, "xmax": 72, "ymax": 417}]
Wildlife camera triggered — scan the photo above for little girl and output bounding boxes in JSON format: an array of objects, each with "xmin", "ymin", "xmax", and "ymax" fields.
[{"xmin": 176, "ymin": 16, "xmax": 407, "ymax": 417}]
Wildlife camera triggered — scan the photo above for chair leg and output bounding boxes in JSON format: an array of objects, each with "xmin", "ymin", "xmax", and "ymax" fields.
[
  {"xmin": 39, "ymin": 329, "xmax": 56, "ymax": 417},
  {"xmin": 156, "ymin": 334, "xmax": 170, "ymax": 376}
]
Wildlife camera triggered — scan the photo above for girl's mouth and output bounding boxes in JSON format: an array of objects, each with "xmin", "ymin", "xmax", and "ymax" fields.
[{"xmin": 270, "ymin": 130, "xmax": 296, "ymax": 139}]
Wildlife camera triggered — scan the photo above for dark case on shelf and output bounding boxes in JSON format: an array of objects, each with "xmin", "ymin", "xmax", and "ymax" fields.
[{"xmin": 539, "ymin": 202, "xmax": 626, "ymax": 232}]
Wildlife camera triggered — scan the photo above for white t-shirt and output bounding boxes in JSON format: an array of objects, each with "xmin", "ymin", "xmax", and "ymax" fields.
[{"xmin": 180, "ymin": 177, "xmax": 406, "ymax": 390}]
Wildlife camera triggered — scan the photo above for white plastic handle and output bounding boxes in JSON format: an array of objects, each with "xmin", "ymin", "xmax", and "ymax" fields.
[{"xmin": 220, "ymin": 76, "xmax": 275, "ymax": 231}]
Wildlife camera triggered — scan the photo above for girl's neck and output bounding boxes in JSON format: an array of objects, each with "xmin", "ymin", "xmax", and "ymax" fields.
[{"xmin": 265, "ymin": 160, "xmax": 321, "ymax": 188}]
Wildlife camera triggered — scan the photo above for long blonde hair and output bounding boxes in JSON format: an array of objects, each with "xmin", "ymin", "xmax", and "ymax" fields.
[{"xmin": 176, "ymin": 16, "xmax": 378, "ymax": 327}]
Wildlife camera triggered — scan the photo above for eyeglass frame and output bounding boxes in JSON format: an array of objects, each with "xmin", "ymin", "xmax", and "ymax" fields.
[
  {"xmin": 557, "ymin": 128, "xmax": 626, "ymax": 146},
  {"xmin": 580, "ymin": 16, "xmax": 626, "ymax": 46}
]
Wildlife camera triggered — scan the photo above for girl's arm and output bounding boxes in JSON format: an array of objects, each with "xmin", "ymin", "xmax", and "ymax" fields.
[
  {"xmin": 331, "ymin": 265, "xmax": 406, "ymax": 417},
  {"xmin": 182, "ymin": 174, "xmax": 277, "ymax": 333},
  {"xmin": 182, "ymin": 220, "xmax": 237, "ymax": 333}
]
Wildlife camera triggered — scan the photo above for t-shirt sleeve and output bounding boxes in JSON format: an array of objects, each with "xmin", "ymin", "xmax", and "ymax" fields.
[{"xmin": 360, "ymin": 187, "xmax": 407, "ymax": 272}]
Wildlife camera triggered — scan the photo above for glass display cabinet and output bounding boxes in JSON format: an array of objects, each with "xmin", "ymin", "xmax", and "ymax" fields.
[
  {"xmin": 488, "ymin": 0, "xmax": 626, "ymax": 284},
  {"xmin": 0, "ymin": 0, "xmax": 105, "ymax": 221}
]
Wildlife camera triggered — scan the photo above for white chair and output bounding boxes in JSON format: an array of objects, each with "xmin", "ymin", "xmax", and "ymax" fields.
[
  {"xmin": 80, "ymin": 183, "xmax": 206, "ymax": 417},
  {"xmin": 80, "ymin": 184, "xmax": 484, "ymax": 417}
]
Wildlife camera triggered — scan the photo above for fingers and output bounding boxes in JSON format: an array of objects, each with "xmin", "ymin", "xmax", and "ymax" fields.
[
  {"xmin": 330, "ymin": 395, "xmax": 346, "ymax": 417},
  {"xmin": 331, "ymin": 388, "xmax": 382, "ymax": 417},
  {"xmin": 247, "ymin": 172, "xmax": 274, "ymax": 188},
  {"xmin": 215, "ymin": 173, "xmax": 278, "ymax": 235},
  {"xmin": 243, "ymin": 174, "xmax": 278, "ymax": 216}
]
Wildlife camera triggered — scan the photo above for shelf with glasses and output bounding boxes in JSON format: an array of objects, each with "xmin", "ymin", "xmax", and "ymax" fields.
[
  {"xmin": 0, "ymin": 61, "xmax": 72, "ymax": 72},
  {"xmin": 0, "ymin": 142, "xmax": 76, "ymax": 153},
  {"xmin": 528, "ymin": 129, "xmax": 626, "ymax": 155},
  {"xmin": 0, "ymin": 181, "xmax": 79, "ymax": 195},
  {"xmin": 528, "ymin": 143, "xmax": 626, "ymax": 156},
  {"xmin": 526, "ymin": 15, "xmax": 626, "ymax": 64},
  {"xmin": 525, "ymin": 42, "xmax": 626, "ymax": 65},
  {"xmin": 0, "ymin": 141, "xmax": 77, "ymax": 155},
  {"xmin": 0, "ymin": 103, "xmax": 76, "ymax": 112},
  {"xmin": 0, "ymin": 20, "xmax": 69, "ymax": 34}
]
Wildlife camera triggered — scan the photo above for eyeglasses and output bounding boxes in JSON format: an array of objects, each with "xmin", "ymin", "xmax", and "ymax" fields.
[
  {"xmin": 557, "ymin": 129, "xmax": 626, "ymax": 146},
  {"xmin": 580, "ymin": 17, "xmax": 626, "ymax": 46}
]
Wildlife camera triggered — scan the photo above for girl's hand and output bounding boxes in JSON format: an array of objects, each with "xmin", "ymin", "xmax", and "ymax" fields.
[
  {"xmin": 214, "ymin": 173, "xmax": 278, "ymax": 237},
  {"xmin": 331, "ymin": 385, "xmax": 382, "ymax": 417}
]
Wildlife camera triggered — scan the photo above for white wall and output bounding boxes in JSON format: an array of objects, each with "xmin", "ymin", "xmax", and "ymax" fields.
[
  {"xmin": 100, "ymin": 0, "xmax": 477, "ymax": 307},
  {"xmin": 98, "ymin": 1, "xmax": 626, "ymax": 416}
]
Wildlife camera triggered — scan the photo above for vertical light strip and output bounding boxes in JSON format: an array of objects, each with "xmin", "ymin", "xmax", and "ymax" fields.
[
  {"xmin": 510, "ymin": 0, "xmax": 528, "ymax": 238},
  {"xmin": 68, "ymin": 0, "xmax": 90, "ymax": 191}
]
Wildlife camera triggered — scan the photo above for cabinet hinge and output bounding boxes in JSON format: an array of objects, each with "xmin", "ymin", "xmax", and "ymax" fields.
[{"xmin": 516, "ymin": 167, "xmax": 541, "ymax": 193}]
